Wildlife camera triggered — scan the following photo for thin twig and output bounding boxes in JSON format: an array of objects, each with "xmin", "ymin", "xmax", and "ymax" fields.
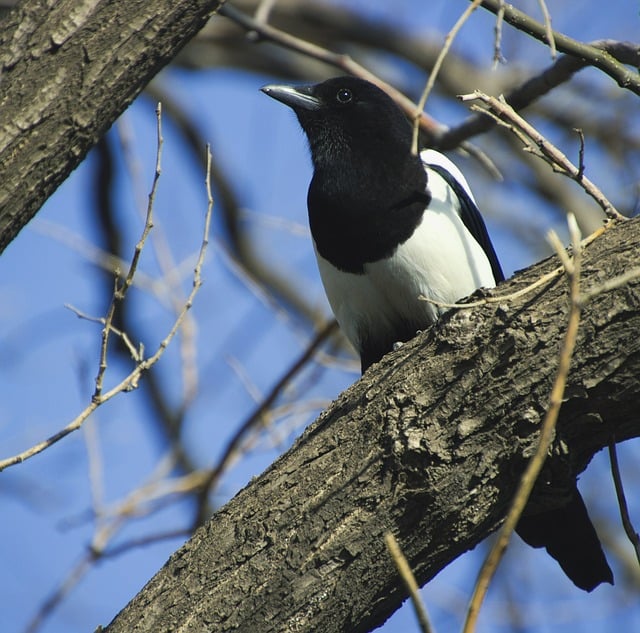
[
  {"xmin": 608, "ymin": 441, "xmax": 640, "ymax": 565},
  {"xmin": 463, "ymin": 214, "xmax": 584, "ymax": 633},
  {"xmin": 574, "ymin": 128, "xmax": 585, "ymax": 180},
  {"xmin": 0, "ymin": 142, "xmax": 214, "ymax": 473},
  {"xmin": 420, "ymin": 222, "xmax": 610, "ymax": 311},
  {"xmin": 461, "ymin": 91, "xmax": 625, "ymax": 221},
  {"xmin": 385, "ymin": 533, "xmax": 434, "ymax": 633},
  {"xmin": 116, "ymin": 113, "xmax": 200, "ymax": 409},
  {"xmin": 492, "ymin": 0, "xmax": 506, "ymax": 68},
  {"xmin": 580, "ymin": 266, "xmax": 640, "ymax": 305},
  {"xmin": 220, "ymin": 3, "xmax": 498, "ymax": 177},
  {"xmin": 439, "ymin": 39, "xmax": 640, "ymax": 151},
  {"xmin": 65, "ymin": 304, "xmax": 141, "ymax": 361},
  {"xmin": 193, "ymin": 319, "xmax": 338, "ymax": 527},
  {"xmin": 476, "ymin": 0, "xmax": 640, "ymax": 96},
  {"xmin": 93, "ymin": 104, "xmax": 163, "ymax": 400},
  {"xmin": 536, "ymin": 0, "xmax": 556, "ymax": 58},
  {"xmin": 411, "ymin": 0, "xmax": 483, "ymax": 155},
  {"xmin": 218, "ymin": 4, "xmax": 438, "ymax": 135}
]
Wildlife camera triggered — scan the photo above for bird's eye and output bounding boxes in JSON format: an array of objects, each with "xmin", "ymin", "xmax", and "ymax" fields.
[{"xmin": 336, "ymin": 88, "xmax": 353, "ymax": 104}]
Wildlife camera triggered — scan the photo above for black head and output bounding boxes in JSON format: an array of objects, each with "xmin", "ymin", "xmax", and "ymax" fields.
[
  {"xmin": 261, "ymin": 77, "xmax": 414, "ymax": 168},
  {"xmin": 261, "ymin": 77, "xmax": 428, "ymax": 274}
]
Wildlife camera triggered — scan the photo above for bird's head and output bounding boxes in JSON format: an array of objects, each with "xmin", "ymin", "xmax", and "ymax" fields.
[{"xmin": 261, "ymin": 77, "xmax": 414, "ymax": 168}]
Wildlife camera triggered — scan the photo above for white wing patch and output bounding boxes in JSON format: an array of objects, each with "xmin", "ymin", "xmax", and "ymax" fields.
[
  {"xmin": 315, "ymin": 150, "xmax": 496, "ymax": 355},
  {"xmin": 420, "ymin": 149, "xmax": 476, "ymax": 202}
]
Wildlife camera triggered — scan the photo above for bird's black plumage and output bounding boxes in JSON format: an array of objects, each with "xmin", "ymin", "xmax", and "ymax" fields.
[{"xmin": 261, "ymin": 75, "xmax": 613, "ymax": 592}]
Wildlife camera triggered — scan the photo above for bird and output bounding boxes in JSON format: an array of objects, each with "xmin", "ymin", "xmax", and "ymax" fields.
[{"xmin": 261, "ymin": 75, "xmax": 613, "ymax": 591}]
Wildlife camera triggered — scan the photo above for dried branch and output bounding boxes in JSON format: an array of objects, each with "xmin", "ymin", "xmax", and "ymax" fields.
[
  {"xmin": 385, "ymin": 533, "xmax": 434, "ymax": 633},
  {"xmin": 193, "ymin": 319, "xmax": 338, "ymax": 527},
  {"xmin": 115, "ymin": 115, "xmax": 200, "ymax": 409},
  {"xmin": 608, "ymin": 442, "xmax": 640, "ymax": 566},
  {"xmin": 476, "ymin": 0, "xmax": 640, "ymax": 96},
  {"xmin": 491, "ymin": 0, "xmax": 506, "ymax": 68},
  {"xmin": 463, "ymin": 215, "xmax": 584, "ymax": 633},
  {"xmin": 0, "ymin": 141, "xmax": 214, "ymax": 473},
  {"xmin": 94, "ymin": 104, "xmax": 163, "ymax": 399},
  {"xmin": 439, "ymin": 39, "xmax": 640, "ymax": 151},
  {"xmin": 536, "ymin": 0, "xmax": 556, "ymax": 59},
  {"xmin": 219, "ymin": 1, "xmax": 500, "ymax": 178},
  {"xmin": 461, "ymin": 91, "xmax": 626, "ymax": 221},
  {"xmin": 411, "ymin": 0, "xmax": 483, "ymax": 155},
  {"xmin": 218, "ymin": 4, "xmax": 440, "ymax": 135}
]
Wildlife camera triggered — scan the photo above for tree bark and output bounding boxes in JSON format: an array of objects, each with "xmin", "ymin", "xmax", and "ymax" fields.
[
  {"xmin": 102, "ymin": 217, "xmax": 640, "ymax": 633},
  {"xmin": 0, "ymin": 0, "xmax": 220, "ymax": 254}
]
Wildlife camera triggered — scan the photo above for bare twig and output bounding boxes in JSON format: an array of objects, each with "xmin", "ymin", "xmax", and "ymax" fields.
[
  {"xmin": 0, "ymin": 141, "xmax": 214, "ymax": 473},
  {"xmin": 609, "ymin": 441, "xmax": 640, "ymax": 565},
  {"xmin": 476, "ymin": 0, "xmax": 640, "ymax": 96},
  {"xmin": 461, "ymin": 91, "xmax": 625, "ymax": 221},
  {"xmin": 491, "ymin": 0, "xmax": 506, "ymax": 68},
  {"xmin": 384, "ymin": 533, "xmax": 434, "ymax": 633},
  {"xmin": 463, "ymin": 214, "xmax": 584, "ymax": 633},
  {"xmin": 439, "ymin": 39, "xmax": 640, "ymax": 151},
  {"xmin": 65, "ymin": 304, "xmax": 142, "ymax": 361},
  {"xmin": 94, "ymin": 104, "xmax": 163, "ymax": 399},
  {"xmin": 219, "ymin": 4, "xmax": 439, "ymax": 135},
  {"xmin": 193, "ymin": 319, "xmax": 338, "ymax": 527},
  {"xmin": 220, "ymin": 3, "xmax": 499, "ymax": 177},
  {"xmin": 411, "ymin": 0, "xmax": 483, "ymax": 155},
  {"xmin": 420, "ymin": 222, "xmax": 610, "ymax": 311},
  {"xmin": 536, "ymin": 0, "xmax": 556, "ymax": 58},
  {"xmin": 574, "ymin": 128, "xmax": 585, "ymax": 180},
  {"xmin": 580, "ymin": 266, "xmax": 640, "ymax": 305},
  {"xmin": 116, "ymin": 114, "xmax": 201, "ymax": 410}
]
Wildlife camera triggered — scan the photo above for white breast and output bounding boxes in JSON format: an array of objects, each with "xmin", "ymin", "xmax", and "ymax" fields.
[{"xmin": 315, "ymin": 151, "xmax": 496, "ymax": 355}]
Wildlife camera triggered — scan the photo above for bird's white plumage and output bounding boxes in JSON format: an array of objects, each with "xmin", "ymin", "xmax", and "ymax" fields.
[
  {"xmin": 419, "ymin": 149, "xmax": 476, "ymax": 202},
  {"xmin": 315, "ymin": 150, "xmax": 496, "ymax": 354}
]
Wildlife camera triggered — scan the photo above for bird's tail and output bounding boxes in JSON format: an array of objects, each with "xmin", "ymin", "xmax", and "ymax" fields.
[{"xmin": 516, "ymin": 487, "xmax": 613, "ymax": 591}]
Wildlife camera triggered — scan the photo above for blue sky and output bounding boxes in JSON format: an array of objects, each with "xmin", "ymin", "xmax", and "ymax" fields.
[{"xmin": 1, "ymin": 2, "xmax": 639, "ymax": 632}]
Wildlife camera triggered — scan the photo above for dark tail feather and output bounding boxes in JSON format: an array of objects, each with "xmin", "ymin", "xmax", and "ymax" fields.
[{"xmin": 516, "ymin": 488, "xmax": 613, "ymax": 592}]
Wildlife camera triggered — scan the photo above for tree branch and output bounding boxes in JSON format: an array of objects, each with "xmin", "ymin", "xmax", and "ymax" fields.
[
  {"xmin": 476, "ymin": 0, "xmax": 640, "ymax": 96},
  {"xmin": 439, "ymin": 39, "xmax": 640, "ymax": 151},
  {"xmin": 0, "ymin": 0, "xmax": 221, "ymax": 254},
  {"xmin": 103, "ymin": 218, "xmax": 640, "ymax": 633}
]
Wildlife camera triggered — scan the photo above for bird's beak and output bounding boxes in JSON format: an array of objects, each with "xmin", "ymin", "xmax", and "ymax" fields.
[{"xmin": 260, "ymin": 84, "xmax": 321, "ymax": 111}]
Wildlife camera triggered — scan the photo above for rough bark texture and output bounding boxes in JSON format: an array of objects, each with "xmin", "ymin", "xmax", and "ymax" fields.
[
  {"xmin": 0, "ymin": 0, "xmax": 220, "ymax": 254},
  {"xmin": 103, "ymin": 218, "xmax": 640, "ymax": 633}
]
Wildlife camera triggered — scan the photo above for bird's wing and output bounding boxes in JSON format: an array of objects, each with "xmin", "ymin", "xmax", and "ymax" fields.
[{"xmin": 420, "ymin": 150, "xmax": 504, "ymax": 283}]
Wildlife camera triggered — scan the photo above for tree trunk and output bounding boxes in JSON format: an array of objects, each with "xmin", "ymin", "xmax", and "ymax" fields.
[
  {"xmin": 0, "ymin": 0, "xmax": 220, "ymax": 254},
  {"xmin": 102, "ymin": 218, "xmax": 640, "ymax": 633}
]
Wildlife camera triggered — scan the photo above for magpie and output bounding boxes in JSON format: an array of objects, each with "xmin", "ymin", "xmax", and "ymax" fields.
[{"xmin": 261, "ymin": 76, "xmax": 613, "ymax": 591}]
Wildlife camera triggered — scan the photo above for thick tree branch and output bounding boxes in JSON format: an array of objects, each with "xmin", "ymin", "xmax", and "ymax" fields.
[
  {"xmin": 103, "ymin": 218, "xmax": 640, "ymax": 633},
  {"xmin": 0, "ymin": 0, "xmax": 220, "ymax": 254}
]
